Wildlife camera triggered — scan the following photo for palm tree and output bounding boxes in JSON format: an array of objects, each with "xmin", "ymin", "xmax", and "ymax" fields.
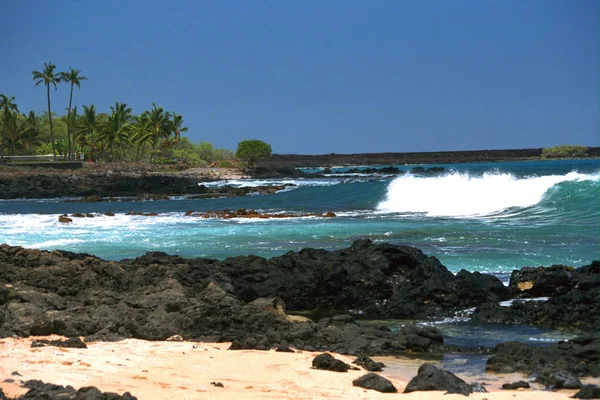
[
  {"xmin": 128, "ymin": 113, "xmax": 153, "ymax": 162},
  {"xmin": 58, "ymin": 68, "xmax": 87, "ymax": 161},
  {"xmin": 77, "ymin": 104, "xmax": 104, "ymax": 161},
  {"xmin": 170, "ymin": 112, "xmax": 188, "ymax": 141},
  {"xmin": 101, "ymin": 101, "xmax": 132, "ymax": 161},
  {"xmin": 22, "ymin": 111, "xmax": 43, "ymax": 154},
  {"xmin": 162, "ymin": 112, "xmax": 187, "ymax": 159},
  {"xmin": 147, "ymin": 103, "xmax": 171, "ymax": 160},
  {"xmin": 32, "ymin": 62, "xmax": 62, "ymax": 161},
  {"xmin": 0, "ymin": 94, "xmax": 19, "ymax": 160},
  {"xmin": 3, "ymin": 111, "xmax": 26, "ymax": 156}
]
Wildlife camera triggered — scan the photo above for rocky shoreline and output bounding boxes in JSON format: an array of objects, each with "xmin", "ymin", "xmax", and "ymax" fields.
[
  {"xmin": 2, "ymin": 149, "xmax": 598, "ymax": 200},
  {"xmin": 256, "ymin": 148, "xmax": 600, "ymax": 168},
  {"xmin": 0, "ymin": 240, "xmax": 598, "ymax": 397},
  {"xmin": 0, "ymin": 166, "xmax": 287, "ymax": 200}
]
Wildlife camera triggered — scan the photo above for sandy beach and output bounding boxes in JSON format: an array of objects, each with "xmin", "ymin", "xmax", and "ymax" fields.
[{"xmin": 0, "ymin": 336, "xmax": 584, "ymax": 400}]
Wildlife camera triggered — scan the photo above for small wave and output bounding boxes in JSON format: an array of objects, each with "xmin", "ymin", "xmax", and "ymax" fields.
[
  {"xmin": 28, "ymin": 238, "xmax": 85, "ymax": 248},
  {"xmin": 199, "ymin": 178, "xmax": 341, "ymax": 188},
  {"xmin": 198, "ymin": 176, "xmax": 380, "ymax": 189},
  {"xmin": 376, "ymin": 171, "xmax": 598, "ymax": 217}
]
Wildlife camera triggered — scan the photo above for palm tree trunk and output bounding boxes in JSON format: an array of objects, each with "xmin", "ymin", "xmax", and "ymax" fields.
[
  {"xmin": 66, "ymin": 84, "xmax": 74, "ymax": 161},
  {"xmin": 1, "ymin": 116, "xmax": 5, "ymax": 160},
  {"xmin": 119, "ymin": 137, "xmax": 128, "ymax": 162},
  {"xmin": 47, "ymin": 85, "xmax": 56, "ymax": 162}
]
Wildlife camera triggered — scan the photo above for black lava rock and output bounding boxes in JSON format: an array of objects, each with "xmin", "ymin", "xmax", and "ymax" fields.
[
  {"xmin": 353, "ymin": 355, "xmax": 385, "ymax": 372},
  {"xmin": 572, "ymin": 385, "xmax": 600, "ymax": 399},
  {"xmin": 352, "ymin": 373, "xmax": 397, "ymax": 393},
  {"xmin": 312, "ymin": 353, "xmax": 349, "ymax": 372},
  {"xmin": 18, "ymin": 380, "xmax": 136, "ymax": 399},
  {"xmin": 545, "ymin": 370, "xmax": 583, "ymax": 389},
  {"xmin": 31, "ymin": 337, "xmax": 87, "ymax": 349},
  {"xmin": 502, "ymin": 381, "xmax": 530, "ymax": 390},
  {"xmin": 404, "ymin": 363, "xmax": 472, "ymax": 396}
]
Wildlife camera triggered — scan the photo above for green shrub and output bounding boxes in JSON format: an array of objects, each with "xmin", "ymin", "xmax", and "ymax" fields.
[
  {"xmin": 541, "ymin": 145, "xmax": 588, "ymax": 159},
  {"xmin": 236, "ymin": 139, "xmax": 272, "ymax": 169}
]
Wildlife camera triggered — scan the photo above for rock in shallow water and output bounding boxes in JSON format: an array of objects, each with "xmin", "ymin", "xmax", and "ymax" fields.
[
  {"xmin": 486, "ymin": 337, "xmax": 599, "ymax": 384},
  {"xmin": 352, "ymin": 355, "xmax": 385, "ymax": 372}
]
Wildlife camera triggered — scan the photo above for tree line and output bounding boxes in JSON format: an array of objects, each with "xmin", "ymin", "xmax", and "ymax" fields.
[{"xmin": 0, "ymin": 62, "xmax": 239, "ymax": 165}]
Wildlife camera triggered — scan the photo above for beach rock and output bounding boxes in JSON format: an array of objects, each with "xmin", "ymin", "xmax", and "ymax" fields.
[
  {"xmin": 472, "ymin": 260, "xmax": 600, "ymax": 332},
  {"xmin": 404, "ymin": 363, "xmax": 472, "ymax": 396},
  {"xmin": 397, "ymin": 325, "xmax": 443, "ymax": 352},
  {"xmin": 545, "ymin": 370, "xmax": 583, "ymax": 389},
  {"xmin": 223, "ymin": 239, "xmax": 509, "ymax": 319},
  {"xmin": 509, "ymin": 264, "xmax": 577, "ymax": 298},
  {"xmin": 486, "ymin": 337, "xmax": 600, "ymax": 383},
  {"xmin": 0, "ymin": 167, "xmax": 304, "ymax": 200},
  {"xmin": 454, "ymin": 269, "xmax": 510, "ymax": 304},
  {"xmin": 312, "ymin": 353, "xmax": 349, "ymax": 372},
  {"xmin": 352, "ymin": 373, "xmax": 397, "ymax": 393},
  {"xmin": 573, "ymin": 385, "xmax": 600, "ymax": 399},
  {"xmin": 18, "ymin": 379, "xmax": 137, "ymax": 399},
  {"xmin": 502, "ymin": 381, "xmax": 530, "ymax": 390},
  {"xmin": 470, "ymin": 302, "xmax": 523, "ymax": 325},
  {"xmin": 471, "ymin": 382, "xmax": 488, "ymax": 392},
  {"xmin": 0, "ymin": 240, "xmax": 596, "ymax": 366},
  {"xmin": 275, "ymin": 344, "xmax": 295, "ymax": 353},
  {"xmin": 31, "ymin": 337, "xmax": 87, "ymax": 349},
  {"xmin": 353, "ymin": 355, "xmax": 385, "ymax": 372}
]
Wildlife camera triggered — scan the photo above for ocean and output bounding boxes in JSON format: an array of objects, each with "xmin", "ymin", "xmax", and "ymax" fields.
[
  {"xmin": 1, "ymin": 158, "xmax": 599, "ymax": 377},
  {"xmin": 1, "ymin": 159, "xmax": 598, "ymax": 280}
]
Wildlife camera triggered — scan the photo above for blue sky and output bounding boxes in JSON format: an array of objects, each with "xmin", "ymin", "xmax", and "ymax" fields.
[{"xmin": 1, "ymin": 0, "xmax": 598, "ymax": 154}]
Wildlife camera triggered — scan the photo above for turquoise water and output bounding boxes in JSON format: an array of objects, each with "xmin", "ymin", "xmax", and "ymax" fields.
[
  {"xmin": 0, "ymin": 159, "xmax": 598, "ymax": 278},
  {"xmin": 2, "ymin": 159, "xmax": 597, "ymax": 372}
]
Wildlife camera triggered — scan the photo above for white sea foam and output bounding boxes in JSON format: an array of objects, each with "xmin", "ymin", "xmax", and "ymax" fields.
[
  {"xmin": 198, "ymin": 177, "xmax": 367, "ymax": 188},
  {"xmin": 29, "ymin": 238, "xmax": 85, "ymax": 248},
  {"xmin": 499, "ymin": 297, "xmax": 550, "ymax": 307},
  {"xmin": 376, "ymin": 171, "xmax": 598, "ymax": 217}
]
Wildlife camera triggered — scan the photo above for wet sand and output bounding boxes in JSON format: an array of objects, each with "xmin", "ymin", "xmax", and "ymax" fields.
[{"xmin": 0, "ymin": 336, "xmax": 584, "ymax": 399}]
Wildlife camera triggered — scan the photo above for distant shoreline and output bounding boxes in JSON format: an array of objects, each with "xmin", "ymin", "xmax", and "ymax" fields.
[{"xmin": 257, "ymin": 147, "xmax": 600, "ymax": 168}]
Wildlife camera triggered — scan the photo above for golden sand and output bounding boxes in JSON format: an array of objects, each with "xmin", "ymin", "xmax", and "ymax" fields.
[{"xmin": 0, "ymin": 336, "xmax": 583, "ymax": 399}]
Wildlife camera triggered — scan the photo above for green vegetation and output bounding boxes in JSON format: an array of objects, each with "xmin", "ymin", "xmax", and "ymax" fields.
[
  {"xmin": 58, "ymin": 67, "xmax": 87, "ymax": 161},
  {"xmin": 236, "ymin": 139, "xmax": 272, "ymax": 169},
  {"xmin": 32, "ymin": 62, "xmax": 61, "ymax": 161},
  {"xmin": 0, "ymin": 64, "xmax": 240, "ymax": 167},
  {"xmin": 541, "ymin": 144, "xmax": 589, "ymax": 159}
]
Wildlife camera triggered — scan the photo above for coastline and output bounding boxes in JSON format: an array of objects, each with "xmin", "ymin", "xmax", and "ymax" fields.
[
  {"xmin": 257, "ymin": 148, "xmax": 600, "ymax": 168},
  {"xmin": 0, "ymin": 241, "xmax": 597, "ymax": 398},
  {"xmin": 0, "ymin": 160, "xmax": 598, "ymax": 399},
  {"xmin": 0, "ymin": 336, "xmax": 583, "ymax": 399}
]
